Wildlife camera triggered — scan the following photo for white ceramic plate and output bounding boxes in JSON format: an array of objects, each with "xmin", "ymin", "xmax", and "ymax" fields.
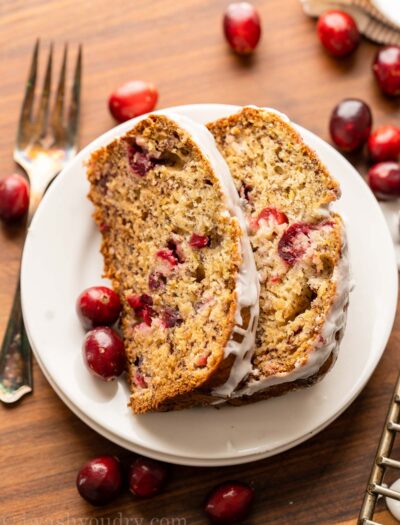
[
  {"xmin": 21, "ymin": 104, "xmax": 398, "ymax": 467},
  {"xmin": 371, "ymin": 0, "xmax": 400, "ymax": 28}
]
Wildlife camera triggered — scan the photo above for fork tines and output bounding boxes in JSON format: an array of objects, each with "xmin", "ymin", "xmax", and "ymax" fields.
[{"xmin": 17, "ymin": 40, "xmax": 82, "ymax": 147}]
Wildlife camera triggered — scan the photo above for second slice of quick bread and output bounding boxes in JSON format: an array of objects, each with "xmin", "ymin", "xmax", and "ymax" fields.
[{"xmin": 208, "ymin": 106, "xmax": 350, "ymax": 403}]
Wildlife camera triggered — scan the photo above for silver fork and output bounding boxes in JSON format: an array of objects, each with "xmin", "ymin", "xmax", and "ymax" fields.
[{"xmin": 0, "ymin": 41, "xmax": 82, "ymax": 403}]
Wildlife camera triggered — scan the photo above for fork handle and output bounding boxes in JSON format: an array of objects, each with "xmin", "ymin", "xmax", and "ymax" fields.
[
  {"xmin": 0, "ymin": 179, "xmax": 52, "ymax": 403},
  {"xmin": 0, "ymin": 186, "xmax": 43, "ymax": 403},
  {"xmin": 0, "ymin": 278, "xmax": 32, "ymax": 403}
]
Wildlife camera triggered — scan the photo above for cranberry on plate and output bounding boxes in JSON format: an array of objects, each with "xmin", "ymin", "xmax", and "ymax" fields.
[
  {"xmin": 83, "ymin": 326, "xmax": 126, "ymax": 381},
  {"xmin": 204, "ymin": 481, "xmax": 254, "ymax": 524},
  {"xmin": 317, "ymin": 10, "xmax": 360, "ymax": 57},
  {"xmin": 373, "ymin": 46, "xmax": 400, "ymax": 96},
  {"xmin": 77, "ymin": 286, "xmax": 122, "ymax": 329},
  {"xmin": 368, "ymin": 162, "xmax": 400, "ymax": 199},
  {"xmin": 0, "ymin": 174, "xmax": 29, "ymax": 221},
  {"xmin": 129, "ymin": 456, "xmax": 168, "ymax": 498},
  {"xmin": 223, "ymin": 2, "xmax": 261, "ymax": 55},
  {"xmin": 329, "ymin": 98, "xmax": 372, "ymax": 152},
  {"xmin": 108, "ymin": 80, "xmax": 158, "ymax": 123},
  {"xmin": 77, "ymin": 455, "xmax": 122, "ymax": 506},
  {"xmin": 368, "ymin": 125, "xmax": 400, "ymax": 162}
]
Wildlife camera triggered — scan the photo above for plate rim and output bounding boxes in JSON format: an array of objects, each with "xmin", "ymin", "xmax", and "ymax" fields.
[
  {"xmin": 21, "ymin": 103, "xmax": 398, "ymax": 466},
  {"xmin": 32, "ymin": 343, "xmax": 394, "ymax": 466}
]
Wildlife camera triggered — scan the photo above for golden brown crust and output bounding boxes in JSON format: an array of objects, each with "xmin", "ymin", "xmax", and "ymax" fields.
[
  {"xmin": 151, "ymin": 351, "xmax": 335, "ymax": 411},
  {"xmin": 86, "ymin": 114, "xmax": 244, "ymax": 413}
]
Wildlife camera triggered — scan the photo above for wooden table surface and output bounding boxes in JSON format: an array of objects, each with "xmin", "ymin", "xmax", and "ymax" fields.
[{"xmin": 1, "ymin": 0, "xmax": 400, "ymax": 523}]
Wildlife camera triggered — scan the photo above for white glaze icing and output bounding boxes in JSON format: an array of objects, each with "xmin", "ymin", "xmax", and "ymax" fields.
[
  {"xmin": 156, "ymin": 112, "xmax": 260, "ymax": 397},
  {"xmin": 229, "ymin": 235, "xmax": 350, "ymax": 398}
]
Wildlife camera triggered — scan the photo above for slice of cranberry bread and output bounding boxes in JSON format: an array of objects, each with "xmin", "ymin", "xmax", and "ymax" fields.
[
  {"xmin": 86, "ymin": 113, "xmax": 259, "ymax": 413},
  {"xmin": 207, "ymin": 106, "xmax": 350, "ymax": 402}
]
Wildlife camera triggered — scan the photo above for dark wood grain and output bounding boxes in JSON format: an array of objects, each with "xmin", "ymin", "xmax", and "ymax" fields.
[{"xmin": 0, "ymin": 1, "xmax": 400, "ymax": 523}]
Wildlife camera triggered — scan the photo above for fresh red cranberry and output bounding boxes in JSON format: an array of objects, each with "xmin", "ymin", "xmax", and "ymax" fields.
[
  {"xmin": 329, "ymin": 99, "xmax": 372, "ymax": 152},
  {"xmin": 368, "ymin": 125, "xmax": 400, "ymax": 162},
  {"xmin": 258, "ymin": 207, "xmax": 288, "ymax": 226},
  {"xmin": 148, "ymin": 271, "xmax": 166, "ymax": 290},
  {"xmin": 162, "ymin": 307, "xmax": 182, "ymax": 328},
  {"xmin": 204, "ymin": 481, "xmax": 254, "ymax": 524},
  {"xmin": 129, "ymin": 457, "xmax": 168, "ymax": 498},
  {"xmin": 368, "ymin": 162, "xmax": 400, "ymax": 199},
  {"xmin": 127, "ymin": 294, "xmax": 155, "ymax": 326},
  {"xmin": 373, "ymin": 46, "xmax": 400, "ymax": 97},
  {"xmin": 0, "ymin": 174, "xmax": 29, "ymax": 221},
  {"xmin": 223, "ymin": 2, "xmax": 261, "ymax": 55},
  {"xmin": 317, "ymin": 10, "xmax": 359, "ymax": 57},
  {"xmin": 278, "ymin": 223, "xmax": 314, "ymax": 266},
  {"xmin": 156, "ymin": 248, "xmax": 178, "ymax": 266},
  {"xmin": 127, "ymin": 142, "xmax": 155, "ymax": 177},
  {"xmin": 77, "ymin": 455, "xmax": 122, "ymax": 506},
  {"xmin": 76, "ymin": 286, "xmax": 122, "ymax": 330},
  {"xmin": 83, "ymin": 327, "xmax": 126, "ymax": 381},
  {"xmin": 189, "ymin": 233, "xmax": 210, "ymax": 248},
  {"xmin": 108, "ymin": 80, "xmax": 158, "ymax": 122}
]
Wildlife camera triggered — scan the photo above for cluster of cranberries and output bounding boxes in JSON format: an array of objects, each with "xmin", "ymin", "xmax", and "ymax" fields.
[
  {"xmin": 77, "ymin": 454, "xmax": 254, "ymax": 523},
  {"xmin": 315, "ymin": 10, "xmax": 400, "ymax": 199},
  {"xmin": 329, "ymin": 98, "xmax": 400, "ymax": 198},
  {"xmin": 76, "ymin": 286, "xmax": 126, "ymax": 381},
  {"xmin": 77, "ymin": 455, "xmax": 168, "ymax": 505},
  {"xmin": 317, "ymin": 10, "xmax": 400, "ymax": 97}
]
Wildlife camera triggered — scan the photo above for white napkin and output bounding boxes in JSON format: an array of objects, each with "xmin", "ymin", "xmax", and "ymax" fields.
[{"xmin": 301, "ymin": 0, "xmax": 400, "ymax": 45}]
